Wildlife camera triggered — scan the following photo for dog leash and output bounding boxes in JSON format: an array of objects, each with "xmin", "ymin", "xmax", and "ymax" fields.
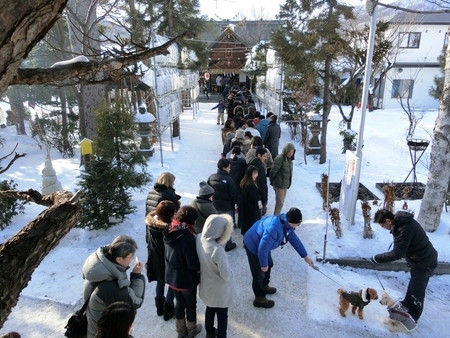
[
  {"xmin": 312, "ymin": 265, "xmax": 341, "ymax": 286},
  {"xmin": 375, "ymin": 272, "xmax": 386, "ymax": 291}
]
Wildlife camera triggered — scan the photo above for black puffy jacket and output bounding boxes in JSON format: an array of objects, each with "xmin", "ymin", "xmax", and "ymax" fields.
[
  {"xmin": 207, "ymin": 169, "xmax": 237, "ymax": 212},
  {"xmin": 374, "ymin": 211, "xmax": 438, "ymax": 269},
  {"xmin": 145, "ymin": 184, "xmax": 180, "ymax": 215}
]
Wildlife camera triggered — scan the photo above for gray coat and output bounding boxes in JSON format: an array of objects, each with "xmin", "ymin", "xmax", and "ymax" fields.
[
  {"xmin": 196, "ymin": 214, "xmax": 237, "ymax": 308},
  {"xmin": 263, "ymin": 121, "xmax": 281, "ymax": 158},
  {"xmin": 82, "ymin": 247, "xmax": 145, "ymax": 338}
]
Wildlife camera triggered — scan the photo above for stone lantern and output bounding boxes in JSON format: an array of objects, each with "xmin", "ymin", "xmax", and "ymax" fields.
[
  {"xmin": 308, "ymin": 112, "xmax": 322, "ymax": 154},
  {"xmin": 135, "ymin": 104, "xmax": 156, "ymax": 158}
]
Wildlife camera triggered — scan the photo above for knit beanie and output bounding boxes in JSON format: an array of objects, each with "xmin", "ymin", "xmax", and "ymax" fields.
[
  {"xmin": 235, "ymin": 129, "xmax": 245, "ymax": 139},
  {"xmin": 286, "ymin": 207, "xmax": 302, "ymax": 224},
  {"xmin": 199, "ymin": 181, "xmax": 215, "ymax": 197}
]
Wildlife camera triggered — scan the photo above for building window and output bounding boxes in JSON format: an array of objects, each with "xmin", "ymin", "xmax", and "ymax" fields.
[
  {"xmin": 399, "ymin": 32, "xmax": 421, "ymax": 48},
  {"xmin": 373, "ymin": 78, "xmax": 385, "ymax": 98},
  {"xmin": 444, "ymin": 32, "xmax": 448, "ymax": 50},
  {"xmin": 391, "ymin": 79, "xmax": 414, "ymax": 99}
]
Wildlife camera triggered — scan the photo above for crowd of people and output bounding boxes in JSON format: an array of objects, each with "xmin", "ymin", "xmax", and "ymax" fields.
[
  {"xmin": 73, "ymin": 96, "xmax": 438, "ymax": 338},
  {"xmin": 75, "ymin": 100, "xmax": 316, "ymax": 338}
]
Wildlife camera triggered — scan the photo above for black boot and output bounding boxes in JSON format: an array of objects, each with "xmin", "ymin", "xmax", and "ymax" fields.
[
  {"xmin": 155, "ymin": 297, "xmax": 165, "ymax": 316},
  {"xmin": 163, "ymin": 303, "xmax": 175, "ymax": 321}
]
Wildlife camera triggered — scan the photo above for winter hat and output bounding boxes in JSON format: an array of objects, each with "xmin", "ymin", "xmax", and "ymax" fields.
[
  {"xmin": 199, "ymin": 181, "xmax": 215, "ymax": 197},
  {"xmin": 286, "ymin": 207, "xmax": 302, "ymax": 224},
  {"xmin": 235, "ymin": 129, "xmax": 245, "ymax": 139}
]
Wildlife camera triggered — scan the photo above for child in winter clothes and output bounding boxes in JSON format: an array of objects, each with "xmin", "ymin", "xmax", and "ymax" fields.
[
  {"xmin": 164, "ymin": 206, "xmax": 202, "ymax": 338},
  {"xmin": 145, "ymin": 200, "xmax": 177, "ymax": 321},
  {"xmin": 196, "ymin": 214, "xmax": 237, "ymax": 338},
  {"xmin": 211, "ymin": 100, "xmax": 226, "ymax": 125}
]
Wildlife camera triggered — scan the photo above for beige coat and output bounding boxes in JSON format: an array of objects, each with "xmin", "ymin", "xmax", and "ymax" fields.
[{"xmin": 196, "ymin": 214, "xmax": 237, "ymax": 308}]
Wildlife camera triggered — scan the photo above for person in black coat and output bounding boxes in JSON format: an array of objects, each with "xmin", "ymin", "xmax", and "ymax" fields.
[
  {"xmin": 145, "ymin": 172, "xmax": 181, "ymax": 215},
  {"xmin": 145, "ymin": 200, "xmax": 177, "ymax": 321},
  {"xmin": 229, "ymin": 146, "xmax": 247, "ymax": 229},
  {"xmin": 263, "ymin": 115, "xmax": 281, "ymax": 159},
  {"xmin": 248, "ymin": 148, "xmax": 269, "ymax": 216},
  {"xmin": 371, "ymin": 209, "xmax": 438, "ymax": 327},
  {"xmin": 239, "ymin": 165, "xmax": 262, "ymax": 235},
  {"xmin": 164, "ymin": 206, "xmax": 202, "ymax": 338},
  {"xmin": 207, "ymin": 159, "xmax": 238, "ymax": 251}
]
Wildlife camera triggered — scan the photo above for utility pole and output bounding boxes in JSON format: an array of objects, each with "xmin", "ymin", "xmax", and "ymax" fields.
[{"xmin": 348, "ymin": 1, "xmax": 378, "ymax": 225}]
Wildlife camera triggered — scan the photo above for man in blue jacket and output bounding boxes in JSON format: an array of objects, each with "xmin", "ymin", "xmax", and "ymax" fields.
[
  {"xmin": 243, "ymin": 207, "xmax": 314, "ymax": 308},
  {"xmin": 211, "ymin": 99, "xmax": 226, "ymax": 125},
  {"xmin": 371, "ymin": 209, "xmax": 437, "ymax": 331}
]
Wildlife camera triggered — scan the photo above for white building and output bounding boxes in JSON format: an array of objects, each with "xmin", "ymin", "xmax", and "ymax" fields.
[{"xmin": 376, "ymin": 12, "xmax": 450, "ymax": 110}]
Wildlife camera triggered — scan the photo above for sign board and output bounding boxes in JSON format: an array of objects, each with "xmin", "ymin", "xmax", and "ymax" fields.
[
  {"xmin": 204, "ymin": 72, "xmax": 210, "ymax": 81},
  {"xmin": 339, "ymin": 150, "xmax": 359, "ymax": 221}
]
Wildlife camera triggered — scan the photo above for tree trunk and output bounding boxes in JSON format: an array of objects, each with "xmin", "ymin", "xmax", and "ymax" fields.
[
  {"xmin": 59, "ymin": 87, "xmax": 70, "ymax": 152},
  {"xmin": 0, "ymin": 190, "xmax": 81, "ymax": 328},
  {"xmin": 67, "ymin": 0, "xmax": 106, "ymax": 142},
  {"xmin": 6, "ymin": 87, "xmax": 27, "ymax": 135},
  {"xmin": 0, "ymin": 0, "xmax": 68, "ymax": 95},
  {"xmin": 417, "ymin": 26, "xmax": 450, "ymax": 232},
  {"xmin": 320, "ymin": 57, "xmax": 332, "ymax": 164}
]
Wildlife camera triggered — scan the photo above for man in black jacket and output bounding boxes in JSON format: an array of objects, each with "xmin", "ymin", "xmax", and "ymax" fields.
[
  {"xmin": 207, "ymin": 159, "xmax": 237, "ymax": 251},
  {"xmin": 371, "ymin": 209, "xmax": 438, "ymax": 330}
]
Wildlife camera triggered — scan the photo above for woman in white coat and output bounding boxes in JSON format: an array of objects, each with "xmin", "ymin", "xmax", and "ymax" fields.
[{"xmin": 196, "ymin": 214, "xmax": 237, "ymax": 338}]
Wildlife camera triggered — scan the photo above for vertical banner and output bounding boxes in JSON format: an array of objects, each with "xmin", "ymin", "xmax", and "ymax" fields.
[{"xmin": 339, "ymin": 150, "xmax": 359, "ymax": 221}]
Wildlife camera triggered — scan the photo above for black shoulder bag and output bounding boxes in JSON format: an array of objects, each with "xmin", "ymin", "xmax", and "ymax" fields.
[{"xmin": 64, "ymin": 284, "xmax": 98, "ymax": 338}]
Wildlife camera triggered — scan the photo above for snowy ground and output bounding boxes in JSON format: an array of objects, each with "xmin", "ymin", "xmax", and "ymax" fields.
[{"xmin": 1, "ymin": 101, "xmax": 449, "ymax": 337}]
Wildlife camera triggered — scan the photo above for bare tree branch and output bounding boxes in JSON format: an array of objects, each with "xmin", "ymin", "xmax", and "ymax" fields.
[
  {"xmin": 0, "ymin": 189, "xmax": 75, "ymax": 206},
  {"xmin": 10, "ymin": 30, "xmax": 194, "ymax": 87},
  {"xmin": 0, "ymin": 144, "xmax": 26, "ymax": 174},
  {"xmin": 378, "ymin": 1, "xmax": 450, "ymax": 14}
]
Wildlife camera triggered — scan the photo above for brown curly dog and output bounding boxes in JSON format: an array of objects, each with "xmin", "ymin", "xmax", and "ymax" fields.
[{"xmin": 337, "ymin": 288, "xmax": 379, "ymax": 319}]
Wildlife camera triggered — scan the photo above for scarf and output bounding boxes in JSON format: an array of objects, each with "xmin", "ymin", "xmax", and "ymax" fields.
[{"xmin": 171, "ymin": 220, "xmax": 196, "ymax": 236}]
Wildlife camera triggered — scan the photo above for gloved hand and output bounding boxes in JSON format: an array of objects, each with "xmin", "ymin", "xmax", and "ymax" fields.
[{"xmin": 370, "ymin": 256, "xmax": 378, "ymax": 264}]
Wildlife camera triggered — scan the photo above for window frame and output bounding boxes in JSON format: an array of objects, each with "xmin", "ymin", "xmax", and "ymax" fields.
[
  {"xmin": 399, "ymin": 32, "xmax": 421, "ymax": 49},
  {"xmin": 391, "ymin": 79, "xmax": 414, "ymax": 99}
]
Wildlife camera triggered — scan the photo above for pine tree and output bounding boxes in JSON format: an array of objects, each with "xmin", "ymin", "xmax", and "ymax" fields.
[
  {"xmin": 272, "ymin": 0, "xmax": 354, "ymax": 163},
  {"xmin": 152, "ymin": 0, "xmax": 209, "ymax": 69},
  {"xmin": 77, "ymin": 98, "xmax": 151, "ymax": 229}
]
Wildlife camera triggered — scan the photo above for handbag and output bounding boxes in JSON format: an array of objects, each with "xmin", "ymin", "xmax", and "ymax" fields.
[
  {"xmin": 64, "ymin": 284, "xmax": 97, "ymax": 338},
  {"xmin": 64, "ymin": 308, "xmax": 88, "ymax": 338}
]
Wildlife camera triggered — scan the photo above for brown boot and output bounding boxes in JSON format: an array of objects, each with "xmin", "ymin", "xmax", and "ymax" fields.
[
  {"xmin": 175, "ymin": 318, "xmax": 188, "ymax": 338},
  {"xmin": 186, "ymin": 320, "xmax": 202, "ymax": 338},
  {"xmin": 253, "ymin": 297, "xmax": 275, "ymax": 308}
]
